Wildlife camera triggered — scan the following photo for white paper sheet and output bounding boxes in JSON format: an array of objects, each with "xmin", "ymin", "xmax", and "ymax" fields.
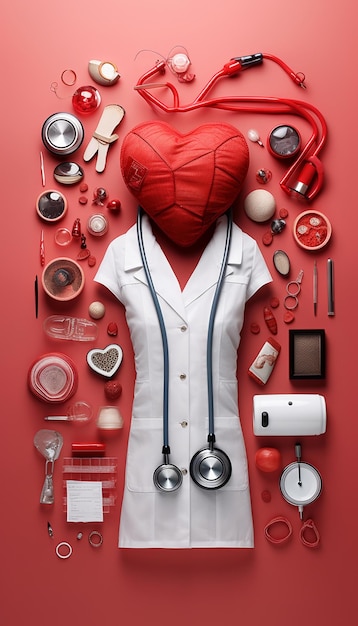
[{"xmin": 66, "ymin": 480, "xmax": 104, "ymax": 523}]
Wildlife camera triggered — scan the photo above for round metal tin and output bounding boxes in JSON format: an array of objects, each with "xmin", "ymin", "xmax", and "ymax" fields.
[
  {"xmin": 280, "ymin": 461, "xmax": 322, "ymax": 508},
  {"xmin": 36, "ymin": 189, "xmax": 67, "ymax": 222},
  {"xmin": 42, "ymin": 112, "xmax": 84, "ymax": 155},
  {"xmin": 268, "ymin": 125, "xmax": 301, "ymax": 159}
]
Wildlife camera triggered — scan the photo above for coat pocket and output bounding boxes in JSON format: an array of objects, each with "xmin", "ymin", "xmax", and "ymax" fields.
[
  {"xmin": 126, "ymin": 415, "xmax": 249, "ymax": 493},
  {"xmin": 212, "ymin": 416, "xmax": 249, "ymax": 491},
  {"xmin": 126, "ymin": 417, "xmax": 165, "ymax": 493}
]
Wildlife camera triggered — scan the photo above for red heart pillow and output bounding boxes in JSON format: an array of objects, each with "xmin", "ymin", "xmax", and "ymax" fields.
[{"xmin": 120, "ymin": 121, "xmax": 249, "ymax": 246}]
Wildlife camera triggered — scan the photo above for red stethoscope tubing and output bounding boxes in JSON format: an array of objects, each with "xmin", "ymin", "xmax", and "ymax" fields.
[{"xmin": 135, "ymin": 56, "xmax": 327, "ymax": 200}]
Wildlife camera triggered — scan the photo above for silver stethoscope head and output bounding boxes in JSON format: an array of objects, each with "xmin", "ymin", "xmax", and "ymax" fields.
[
  {"xmin": 153, "ymin": 465, "xmax": 183, "ymax": 492},
  {"xmin": 190, "ymin": 444, "xmax": 232, "ymax": 490},
  {"xmin": 153, "ymin": 449, "xmax": 183, "ymax": 492}
]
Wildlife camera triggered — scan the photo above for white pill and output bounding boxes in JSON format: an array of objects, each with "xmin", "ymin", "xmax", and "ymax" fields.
[{"xmin": 89, "ymin": 301, "xmax": 106, "ymax": 319}]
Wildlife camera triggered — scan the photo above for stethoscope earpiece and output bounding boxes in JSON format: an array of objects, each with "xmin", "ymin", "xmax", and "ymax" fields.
[{"xmin": 190, "ymin": 446, "xmax": 232, "ymax": 490}]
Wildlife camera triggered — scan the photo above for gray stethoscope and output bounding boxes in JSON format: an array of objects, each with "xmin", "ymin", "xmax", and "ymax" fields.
[{"xmin": 137, "ymin": 207, "xmax": 233, "ymax": 492}]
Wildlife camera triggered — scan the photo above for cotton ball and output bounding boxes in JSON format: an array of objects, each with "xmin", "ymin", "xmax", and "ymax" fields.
[
  {"xmin": 89, "ymin": 301, "xmax": 106, "ymax": 319},
  {"xmin": 244, "ymin": 189, "xmax": 276, "ymax": 223}
]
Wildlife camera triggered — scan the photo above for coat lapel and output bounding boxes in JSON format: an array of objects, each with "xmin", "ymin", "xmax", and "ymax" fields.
[
  {"xmin": 123, "ymin": 214, "xmax": 243, "ymax": 321},
  {"xmin": 183, "ymin": 215, "xmax": 243, "ymax": 307},
  {"xmin": 124, "ymin": 214, "xmax": 187, "ymax": 321}
]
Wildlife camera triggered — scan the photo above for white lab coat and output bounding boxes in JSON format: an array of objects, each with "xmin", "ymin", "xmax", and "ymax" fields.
[{"xmin": 94, "ymin": 214, "xmax": 272, "ymax": 548}]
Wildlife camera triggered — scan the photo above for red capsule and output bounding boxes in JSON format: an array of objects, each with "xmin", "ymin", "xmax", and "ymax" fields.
[
  {"xmin": 263, "ymin": 307, "xmax": 278, "ymax": 335},
  {"xmin": 107, "ymin": 199, "xmax": 121, "ymax": 211},
  {"xmin": 107, "ymin": 322, "xmax": 118, "ymax": 336}
]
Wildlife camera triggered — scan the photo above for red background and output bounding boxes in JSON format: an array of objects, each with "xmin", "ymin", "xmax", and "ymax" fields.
[{"xmin": 2, "ymin": 1, "xmax": 356, "ymax": 624}]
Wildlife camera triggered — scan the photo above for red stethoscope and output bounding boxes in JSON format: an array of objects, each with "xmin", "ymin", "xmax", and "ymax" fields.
[{"xmin": 134, "ymin": 53, "xmax": 327, "ymax": 201}]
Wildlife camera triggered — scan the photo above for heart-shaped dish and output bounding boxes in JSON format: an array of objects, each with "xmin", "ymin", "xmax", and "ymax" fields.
[{"xmin": 86, "ymin": 344, "xmax": 123, "ymax": 378}]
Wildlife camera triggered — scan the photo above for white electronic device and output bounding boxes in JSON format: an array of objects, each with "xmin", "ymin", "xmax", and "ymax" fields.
[{"xmin": 253, "ymin": 394, "xmax": 326, "ymax": 436}]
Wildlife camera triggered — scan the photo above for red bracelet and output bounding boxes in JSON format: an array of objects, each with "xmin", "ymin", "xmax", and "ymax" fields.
[
  {"xmin": 264, "ymin": 516, "xmax": 293, "ymax": 545},
  {"xmin": 299, "ymin": 518, "xmax": 320, "ymax": 548}
]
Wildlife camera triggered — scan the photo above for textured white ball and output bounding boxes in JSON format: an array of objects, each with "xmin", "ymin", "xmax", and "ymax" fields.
[
  {"xmin": 244, "ymin": 189, "xmax": 276, "ymax": 222},
  {"xmin": 89, "ymin": 301, "xmax": 106, "ymax": 319}
]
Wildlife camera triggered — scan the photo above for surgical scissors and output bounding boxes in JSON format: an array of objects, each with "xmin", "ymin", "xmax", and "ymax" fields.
[{"xmin": 284, "ymin": 270, "xmax": 304, "ymax": 310}]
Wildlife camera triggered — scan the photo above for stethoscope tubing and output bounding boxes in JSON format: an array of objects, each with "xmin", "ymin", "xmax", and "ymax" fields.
[
  {"xmin": 137, "ymin": 207, "xmax": 170, "ymax": 449},
  {"xmin": 135, "ymin": 60, "xmax": 326, "ymax": 140},
  {"xmin": 137, "ymin": 208, "xmax": 233, "ymax": 489},
  {"xmin": 206, "ymin": 209, "xmax": 232, "ymax": 438},
  {"xmin": 135, "ymin": 58, "xmax": 327, "ymax": 200},
  {"xmin": 136, "ymin": 84, "xmax": 325, "ymax": 158}
]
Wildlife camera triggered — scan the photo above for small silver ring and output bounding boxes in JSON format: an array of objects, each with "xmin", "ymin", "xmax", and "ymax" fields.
[
  {"xmin": 286, "ymin": 281, "xmax": 301, "ymax": 297},
  {"xmin": 284, "ymin": 294, "xmax": 299, "ymax": 310},
  {"xmin": 55, "ymin": 541, "xmax": 73, "ymax": 559},
  {"xmin": 88, "ymin": 530, "xmax": 103, "ymax": 548}
]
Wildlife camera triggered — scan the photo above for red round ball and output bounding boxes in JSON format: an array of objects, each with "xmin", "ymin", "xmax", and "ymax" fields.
[
  {"xmin": 104, "ymin": 380, "xmax": 122, "ymax": 401},
  {"xmin": 255, "ymin": 447, "xmax": 282, "ymax": 473},
  {"xmin": 72, "ymin": 85, "xmax": 101, "ymax": 114}
]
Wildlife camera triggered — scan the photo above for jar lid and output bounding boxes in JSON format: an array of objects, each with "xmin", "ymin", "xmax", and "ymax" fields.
[
  {"xmin": 87, "ymin": 214, "xmax": 108, "ymax": 236},
  {"xmin": 42, "ymin": 112, "xmax": 84, "ymax": 155},
  {"xmin": 28, "ymin": 353, "xmax": 78, "ymax": 403}
]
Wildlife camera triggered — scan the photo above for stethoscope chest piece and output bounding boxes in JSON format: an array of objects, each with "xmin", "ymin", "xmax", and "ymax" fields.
[
  {"xmin": 190, "ymin": 447, "xmax": 232, "ymax": 490},
  {"xmin": 153, "ymin": 462, "xmax": 183, "ymax": 492}
]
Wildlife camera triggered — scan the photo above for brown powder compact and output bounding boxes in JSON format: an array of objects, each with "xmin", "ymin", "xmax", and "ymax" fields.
[{"xmin": 289, "ymin": 329, "xmax": 326, "ymax": 380}]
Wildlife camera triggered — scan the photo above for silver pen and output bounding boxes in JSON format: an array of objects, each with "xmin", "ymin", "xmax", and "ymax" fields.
[
  {"xmin": 313, "ymin": 260, "xmax": 318, "ymax": 316},
  {"xmin": 327, "ymin": 258, "xmax": 335, "ymax": 316}
]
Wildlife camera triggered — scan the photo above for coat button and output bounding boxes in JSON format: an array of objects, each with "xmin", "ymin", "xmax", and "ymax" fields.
[
  {"xmin": 180, "ymin": 325, "xmax": 187, "ymax": 332},
  {"xmin": 180, "ymin": 420, "xmax": 188, "ymax": 427},
  {"xmin": 179, "ymin": 373, "xmax": 187, "ymax": 380},
  {"xmin": 181, "ymin": 468, "xmax": 188, "ymax": 475}
]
